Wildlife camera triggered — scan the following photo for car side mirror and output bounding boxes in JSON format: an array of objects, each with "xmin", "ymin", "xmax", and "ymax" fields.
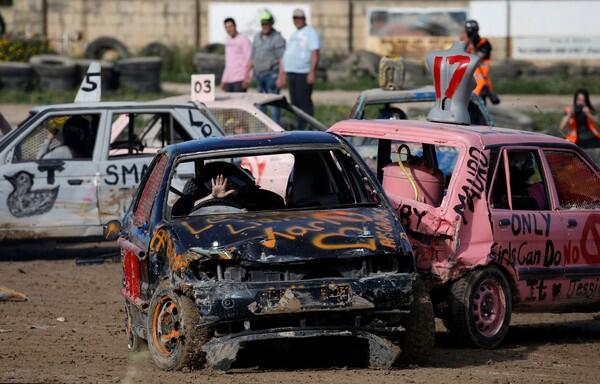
[{"xmin": 103, "ymin": 220, "xmax": 122, "ymax": 241}]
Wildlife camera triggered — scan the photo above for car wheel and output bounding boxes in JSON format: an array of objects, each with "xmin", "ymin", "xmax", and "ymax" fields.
[
  {"xmin": 125, "ymin": 302, "xmax": 145, "ymax": 352},
  {"xmin": 448, "ymin": 266, "xmax": 512, "ymax": 348},
  {"xmin": 396, "ymin": 278, "xmax": 435, "ymax": 365},
  {"xmin": 147, "ymin": 285, "xmax": 210, "ymax": 370}
]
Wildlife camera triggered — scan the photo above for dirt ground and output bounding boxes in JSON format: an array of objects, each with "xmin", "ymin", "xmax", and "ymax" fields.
[{"xmin": 1, "ymin": 259, "xmax": 600, "ymax": 384}]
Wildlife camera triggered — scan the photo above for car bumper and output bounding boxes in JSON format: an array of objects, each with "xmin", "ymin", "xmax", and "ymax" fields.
[
  {"xmin": 188, "ymin": 273, "xmax": 414, "ymax": 322},
  {"xmin": 201, "ymin": 327, "xmax": 401, "ymax": 371}
]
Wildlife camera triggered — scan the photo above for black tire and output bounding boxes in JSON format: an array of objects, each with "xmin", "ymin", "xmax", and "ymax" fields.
[
  {"xmin": 396, "ymin": 278, "xmax": 435, "ymax": 365},
  {"xmin": 0, "ymin": 62, "xmax": 33, "ymax": 91},
  {"xmin": 125, "ymin": 302, "xmax": 145, "ymax": 352},
  {"xmin": 30, "ymin": 54, "xmax": 77, "ymax": 91},
  {"xmin": 141, "ymin": 42, "xmax": 172, "ymax": 58},
  {"xmin": 116, "ymin": 57, "xmax": 162, "ymax": 92},
  {"xmin": 192, "ymin": 52, "xmax": 224, "ymax": 84},
  {"xmin": 147, "ymin": 285, "xmax": 210, "ymax": 370},
  {"xmin": 0, "ymin": 12, "xmax": 5, "ymax": 35},
  {"xmin": 85, "ymin": 36, "xmax": 129, "ymax": 60},
  {"xmin": 447, "ymin": 266, "xmax": 512, "ymax": 348}
]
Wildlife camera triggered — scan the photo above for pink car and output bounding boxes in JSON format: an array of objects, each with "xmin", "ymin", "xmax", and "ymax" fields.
[{"xmin": 329, "ymin": 44, "xmax": 600, "ymax": 348}]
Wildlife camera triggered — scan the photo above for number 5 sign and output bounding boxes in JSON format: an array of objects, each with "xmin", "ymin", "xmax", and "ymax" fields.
[
  {"xmin": 191, "ymin": 74, "xmax": 215, "ymax": 103},
  {"xmin": 426, "ymin": 42, "xmax": 480, "ymax": 125}
]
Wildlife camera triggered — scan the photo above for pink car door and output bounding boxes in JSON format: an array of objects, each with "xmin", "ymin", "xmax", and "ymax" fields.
[
  {"xmin": 488, "ymin": 148, "xmax": 563, "ymax": 307},
  {"xmin": 542, "ymin": 149, "xmax": 600, "ymax": 305}
]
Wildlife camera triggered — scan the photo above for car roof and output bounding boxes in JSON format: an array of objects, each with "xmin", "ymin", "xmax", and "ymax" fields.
[
  {"xmin": 329, "ymin": 119, "xmax": 572, "ymax": 148},
  {"xmin": 358, "ymin": 86, "xmax": 435, "ymax": 104},
  {"xmin": 28, "ymin": 100, "xmax": 201, "ymax": 113},
  {"xmin": 158, "ymin": 92, "xmax": 285, "ymax": 107},
  {"xmin": 170, "ymin": 130, "xmax": 342, "ymax": 156}
]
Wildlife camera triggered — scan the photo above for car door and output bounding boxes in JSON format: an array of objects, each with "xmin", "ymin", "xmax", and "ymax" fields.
[
  {"xmin": 542, "ymin": 148, "xmax": 600, "ymax": 305},
  {"xmin": 488, "ymin": 147, "xmax": 563, "ymax": 307},
  {"xmin": 0, "ymin": 110, "xmax": 105, "ymax": 240},
  {"xmin": 97, "ymin": 107, "xmax": 220, "ymax": 224}
]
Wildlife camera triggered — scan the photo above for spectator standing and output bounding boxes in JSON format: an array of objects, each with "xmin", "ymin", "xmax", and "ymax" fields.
[
  {"xmin": 246, "ymin": 11, "xmax": 285, "ymax": 95},
  {"xmin": 221, "ymin": 18, "xmax": 252, "ymax": 92},
  {"xmin": 560, "ymin": 88, "xmax": 600, "ymax": 148},
  {"xmin": 277, "ymin": 9, "xmax": 320, "ymax": 118}
]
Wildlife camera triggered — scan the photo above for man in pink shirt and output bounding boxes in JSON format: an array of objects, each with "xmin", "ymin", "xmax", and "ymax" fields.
[{"xmin": 221, "ymin": 18, "xmax": 252, "ymax": 92}]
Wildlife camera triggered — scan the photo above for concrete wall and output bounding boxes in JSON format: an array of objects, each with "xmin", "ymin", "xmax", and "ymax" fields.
[
  {"xmin": 0, "ymin": 0, "xmax": 472, "ymax": 57},
  {"xmin": 0, "ymin": 0, "xmax": 200, "ymax": 55},
  {"xmin": 0, "ymin": 0, "xmax": 583, "ymax": 63}
]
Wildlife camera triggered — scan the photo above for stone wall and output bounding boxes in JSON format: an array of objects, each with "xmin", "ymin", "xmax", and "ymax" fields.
[
  {"xmin": 0, "ymin": 0, "xmax": 199, "ymax": 55},
  {"xmin": 0, "ymin": 0, "xmax": 537, "ymax": 62}
]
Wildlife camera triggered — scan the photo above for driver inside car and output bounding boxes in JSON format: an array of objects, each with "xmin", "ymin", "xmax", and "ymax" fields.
[
  {"xmin": 192, "ymin": 173, "xmax": 246, "ymax": 215},
  {"xmin": 172, "ymin": 160, "xmax": 285, "ymax": 216}
]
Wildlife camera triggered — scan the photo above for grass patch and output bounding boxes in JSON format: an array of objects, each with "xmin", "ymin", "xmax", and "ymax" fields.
[
  {"xmin": 159, "ymin": 46, "xmax": 197, "ymax": 83},
  {"xmin": 314, "ymin": 104, "xmax": 351, "ymax": 127},
  {"xmin": 0, "ymin": 88, "xmax": 176, "ymax": 105},
  {"xmin": 316, "ymin": 76, "xmax": 378, "ymax": 91},
  {"xmin": 524, "ymin": 110, "xmax": 563, "ymax": 135},
  {"xmin": 494, "ymin": 76, "xmax": 600, "ymax": 95}
]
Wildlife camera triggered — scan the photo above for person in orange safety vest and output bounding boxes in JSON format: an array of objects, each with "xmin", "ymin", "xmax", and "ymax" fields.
[
  {"xmin": 463, "ymin": 20, "xmax": 500, "ymax": 105},
  {"xmin": 559, "ymin": 88, "xmax": 600, "ymax": 148}
]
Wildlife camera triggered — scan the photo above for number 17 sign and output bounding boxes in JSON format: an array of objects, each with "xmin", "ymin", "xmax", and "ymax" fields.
[
  {"xmin": 191, "ymin": 74, "xmax": 215, "ymax": 103},
  {"xmin": 425, "ymin": 42, "xmax": 480, "ymax": 125}
]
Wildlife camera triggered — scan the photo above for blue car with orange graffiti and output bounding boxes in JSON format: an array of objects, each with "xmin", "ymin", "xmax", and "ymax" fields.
[{"xmin": 108, "ymin": 131, "xmax": 434, "ymax": 371}]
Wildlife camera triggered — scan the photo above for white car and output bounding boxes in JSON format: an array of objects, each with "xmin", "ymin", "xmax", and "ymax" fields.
[
  {"xmin": 162, "ymin": 92, "xmax": 327, "ymax": 134},
  {"xmin": 0, "ymin": 99, "xmax": 223, "ymax": 242}
]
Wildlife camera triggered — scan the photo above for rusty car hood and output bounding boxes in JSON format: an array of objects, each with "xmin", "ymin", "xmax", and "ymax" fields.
[{"xmin": 171, "ymin": 206, "xmax": 411, "ymax": 263}]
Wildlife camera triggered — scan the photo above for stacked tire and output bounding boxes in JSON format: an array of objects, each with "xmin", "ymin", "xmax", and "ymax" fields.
[
  {"xmin": 193, "ymin": 52, "xmax": 224, "ymax": 84},
  {"xmin": 30, "ymin": 55, "xmax": 78, "ymax": 91},
  {"xmin": 116, "ymin": 57, "xmax": 162, "ymax": 92},
  {"xmin": 0, "ymin": 62, "xmax": 33, "ymax": 91}
]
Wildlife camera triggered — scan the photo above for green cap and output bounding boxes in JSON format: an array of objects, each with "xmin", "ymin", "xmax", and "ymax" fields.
[{"xmin": 260, "ymin": 10, "xmax": 274, "ymax": 22}]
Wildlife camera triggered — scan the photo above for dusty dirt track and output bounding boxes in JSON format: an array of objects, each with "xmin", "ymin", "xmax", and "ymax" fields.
[{"xmin": 1, "ymin": 259, "xmax": 600, "ymax": 384}]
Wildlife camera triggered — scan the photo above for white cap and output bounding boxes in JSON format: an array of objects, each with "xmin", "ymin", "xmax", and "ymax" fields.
[{"xmin": 292, "ymin": 9, "xmax": 306, "ymax": 18}]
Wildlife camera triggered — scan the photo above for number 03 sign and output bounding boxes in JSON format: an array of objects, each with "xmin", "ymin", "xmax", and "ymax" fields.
[{"xmin": 191, "ymin": 74, "xmax": 215, "ymax": 103}]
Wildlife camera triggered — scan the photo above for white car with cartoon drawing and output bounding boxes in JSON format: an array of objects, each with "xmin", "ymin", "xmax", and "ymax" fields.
[{"xmin": 0, "ymin": 64, "xmax": 224, "ymax": 242}]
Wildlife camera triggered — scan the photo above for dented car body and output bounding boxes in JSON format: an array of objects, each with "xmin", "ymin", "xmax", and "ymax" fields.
[
  {"xmin": 116, "ymin": 131, "xmax": 434, "ymax": 370},
  {"xmin": 329, "ymin": 118, "xmax": 600, "ymax": 348}
]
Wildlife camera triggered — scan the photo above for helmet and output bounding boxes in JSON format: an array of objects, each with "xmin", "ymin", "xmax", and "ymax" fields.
[{"xmin": 465, "ymin": 19, "xmax": 479, "ymax": 37}]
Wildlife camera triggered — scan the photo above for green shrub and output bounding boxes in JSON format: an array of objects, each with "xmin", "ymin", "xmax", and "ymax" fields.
[{"xmin": 0, "ymin": 37, "xmax": 53, "ymax": 62}]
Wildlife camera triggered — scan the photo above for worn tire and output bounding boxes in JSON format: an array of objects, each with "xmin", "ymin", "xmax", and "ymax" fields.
[
  {"xmin": 147, "ymin": 285, "xmax": 210, "ymax": 370},
  {"xmin": 0, "ymin": 13, "xmax": 5, "ymax": 35},
  {"xmin": 447, "ymin": 266, "xmax": 512, "ymax": 348},
  {"xmin": 396, "ymin": 278, "xmax": 435, "ymax": 366},
  {"xmin": 0, "ymin": 62, "xmax": 33, "ymax": 91},
  {"xmin": 85, "ymin": 36, "xmax": 129, "ymax": 60},
  {"xmin": 116, "ymin": 56, "xmax": 162, "ymax": 92},
  {"xmin": 141, "ymin": 42, "xmax": 172, "ymax": 58},
  {"xmin": 30, "ymin": 54, "xmax": 77, "ymax": 91},
  {"xmin": 125, "ymin": 302, "xmax": 145, "ymax": 352},
  {"xmin": 192, "ymin": 52, "xmax": 224, "ymax": 84}
]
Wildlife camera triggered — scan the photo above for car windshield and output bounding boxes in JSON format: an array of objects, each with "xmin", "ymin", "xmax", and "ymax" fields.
[{"xmin": 167, "ymin": 148, "xmax": 378, "ymax": 217}]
